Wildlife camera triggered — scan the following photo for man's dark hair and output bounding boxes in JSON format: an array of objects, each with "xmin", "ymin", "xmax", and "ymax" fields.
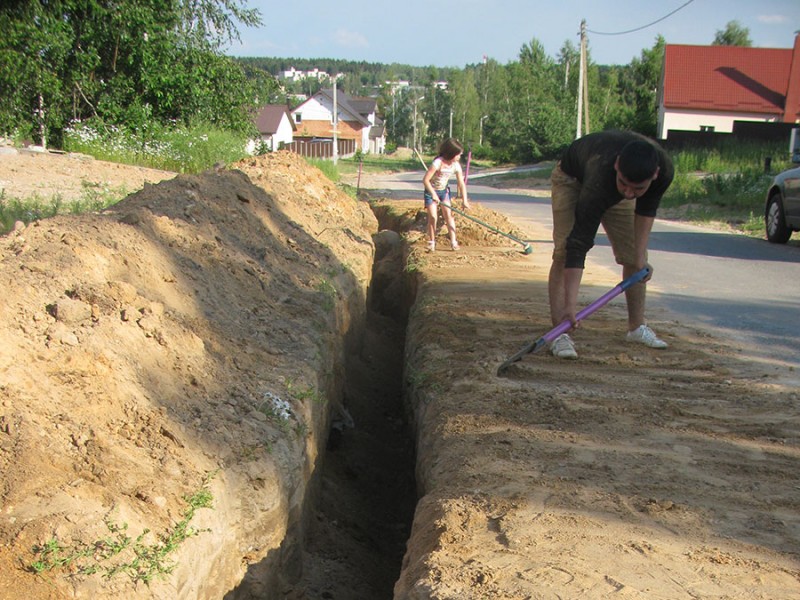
[
  {"xmin": 617, "ymin": 140, "xmax": 659, "ymax": 182},
  {"xmin": 439, "ymin": 137, "xmax": 464, "ymax": 160}
]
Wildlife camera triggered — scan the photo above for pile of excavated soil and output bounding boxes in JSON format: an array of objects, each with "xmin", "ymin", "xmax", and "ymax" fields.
[
  {"xmin": 0, "ymin": 151, "xmax": 383, "ymax": 598},
  {"xmin": 1, "ymin": 149, "xmax": 799, "ymax": 600}
]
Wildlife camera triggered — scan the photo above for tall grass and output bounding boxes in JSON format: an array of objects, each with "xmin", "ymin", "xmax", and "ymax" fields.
[
  {"xmin": 63, "ymin": 120, "xmax": 250, "ymax": 173},
  {"xmin": 305, "ymin": 158, "xmax": 341, "ymax": 182},
  {"xmin": 0, "ymin": 183, "xmax": 130, "ymax": 234}
]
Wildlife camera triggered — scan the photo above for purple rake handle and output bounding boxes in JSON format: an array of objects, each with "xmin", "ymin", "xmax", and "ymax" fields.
[
  {"xmin": 541, "ymin": 266, "xmax": 651, "ymax": 344},
  {"xmin": 497, "ymin": 266, "xmax": 651, "ymax": 374}
]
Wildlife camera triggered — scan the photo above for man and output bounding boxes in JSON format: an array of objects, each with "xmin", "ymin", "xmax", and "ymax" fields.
[{"xmin": 548, "ymin": 130, "xmax": 674, "ymax": 359}]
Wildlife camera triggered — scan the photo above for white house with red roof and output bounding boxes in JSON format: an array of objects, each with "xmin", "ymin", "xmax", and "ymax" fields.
[{"xmin": 657, "ymin": 34, "xmax": 800, "ymax": 139}]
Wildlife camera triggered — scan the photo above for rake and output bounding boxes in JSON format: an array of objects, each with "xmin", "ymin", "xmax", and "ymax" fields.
[{"xmin": 496, "ymin": 266, "xmax": 651, "ymax": 375}]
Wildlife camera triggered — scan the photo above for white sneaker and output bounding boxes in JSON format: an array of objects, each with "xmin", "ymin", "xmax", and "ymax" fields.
[
  {"xmin": 550, "ymin": 333, "xmax": 578, "ymax": 359},
  {"xmin": 626, "ymin": 324, "xmax": 668, "ymax": 349},
  {"xmin": 426, "ymin": 240, "xmax": 435, "ymax": 252}
]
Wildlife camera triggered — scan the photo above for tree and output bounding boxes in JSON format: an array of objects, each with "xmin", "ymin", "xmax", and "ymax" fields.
[
  {"xmin": 615, "ymin": 35, "xmax": 665, "ymax": 137},
  {"xmin": 488, "ymin": 38, "xmax": 573, "ymax": 162},
  {"xmin": 0, "ymin": 0, "xmax": 273, "ymax": 146},
  {"xmin": 448, "ymin": 68, "xmax": 480, "ymax": 149},
  {"xmin": 712, "ymin": 20, "xmax": 753, "ymax": 47}
]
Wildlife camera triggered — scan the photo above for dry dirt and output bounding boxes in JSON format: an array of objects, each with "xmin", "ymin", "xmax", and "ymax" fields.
[{"xmin": 1, "ymin": 149, "xmax": 799, "ymax": 599}]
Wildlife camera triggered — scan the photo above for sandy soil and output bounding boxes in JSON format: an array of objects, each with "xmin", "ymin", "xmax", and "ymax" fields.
[
  {"xmin": 393, "ymin": 220, "xmax": 800, "ymax": 599},
  {"xmin": 1, "ymin": 149, "xmax": 799, "ymax": 599},
  {"xmin": 0, "ymin": 148, "xmax": 176, "ymax": 202},
  {"xmin": 358, "ymin": 173, "xmax": 800, "ymax": 598}
]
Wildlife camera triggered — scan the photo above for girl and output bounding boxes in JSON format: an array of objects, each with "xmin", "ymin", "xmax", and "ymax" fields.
[{"xmin": 422, "ymin": 138, "xmax": 470, "ymax": 251}]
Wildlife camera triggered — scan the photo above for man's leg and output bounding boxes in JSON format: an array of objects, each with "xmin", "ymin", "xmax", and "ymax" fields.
[
  {"xmin": 603, "ymin": 203, "xmax": 666, "ymax": 347},
  {"xmin": 600, "ymin": 200, "xmax": 646, "ymax": 331},
  {"xmin": 622, "ymin": 262, "xmax": 646, "ymax": 330},
  {"xmin": 548, "ymin": 165, "xmax": 580, "ymax": 327}
]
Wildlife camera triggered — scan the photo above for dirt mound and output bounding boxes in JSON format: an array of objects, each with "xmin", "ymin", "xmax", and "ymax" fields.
[{"xmin": 0, "ymin": 152, "xmax": 378, "ymax": 598}]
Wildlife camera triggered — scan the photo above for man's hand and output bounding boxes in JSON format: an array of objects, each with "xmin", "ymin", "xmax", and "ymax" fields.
[
  {"xmin": 558, "ymin": 305, "xmax": 579, "ymax": 330},
  {"xmin": 640, "ymin": 262, "xmax": 653, "ymax": 283}
]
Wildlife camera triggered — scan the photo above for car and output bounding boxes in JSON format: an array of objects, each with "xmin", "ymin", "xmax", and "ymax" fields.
[{"xmin": 765, "ymin": 163, "xmax": 800, "ymax": 243}]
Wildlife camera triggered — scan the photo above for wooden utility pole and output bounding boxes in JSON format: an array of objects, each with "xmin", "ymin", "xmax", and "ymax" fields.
[
  {"xmin": 332, "ymin": 78, "xmax": 338, "ymax": 165},
  {"xmin": 576, "ymin": 19, "xmax": 590, "ymax": 139},
  {"xmin": 582, "ymin": 22, "xmax": 590, "ymax": 135}
]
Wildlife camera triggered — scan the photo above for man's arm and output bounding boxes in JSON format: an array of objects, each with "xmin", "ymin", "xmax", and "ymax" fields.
[
  {"xmin": 562, "ymin": 267, "xmax": 584, "ymax": 327},
  {"xmin": 633, "ymin": 214, "xmax": 655, "ymax": 281}
]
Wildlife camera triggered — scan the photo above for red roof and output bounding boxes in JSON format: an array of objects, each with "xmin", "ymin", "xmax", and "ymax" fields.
[{"xmin": 662, "ymin": 38, "xmax": 800, "ymax": 121}]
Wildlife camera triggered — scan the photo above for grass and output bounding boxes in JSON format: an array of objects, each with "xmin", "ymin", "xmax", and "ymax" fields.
[
  {"xmin": 28, "ymin": 474, "xmax": 216, "ymax": 585},
  {"xmin": 659, "ymin": 141, "xmax": 794, "ymax": 237},
  {"xmin": 0, "ymin": 184, "xmax": 130, "ymax": 234},
  {"xmin": 64, "ymin": 120, "xmax": 250, "ymax": 173},
  {"xmin": 337, "ymin": 152, "xmax": 420, "ymax": 176}
]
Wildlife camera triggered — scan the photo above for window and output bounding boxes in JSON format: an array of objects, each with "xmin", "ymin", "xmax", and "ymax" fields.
[{"xmin": 294, "ymin": 114, "xmax": 302, "ymax": 124}]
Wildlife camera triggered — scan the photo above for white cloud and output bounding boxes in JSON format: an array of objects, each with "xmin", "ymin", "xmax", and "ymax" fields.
[
  {"xmin": 757, "ymin": 14, "xmax": 788, "ymax": 25},
  {"xmin": 332, "ymin": 28, "xmax": 369, "ymax": 49}
]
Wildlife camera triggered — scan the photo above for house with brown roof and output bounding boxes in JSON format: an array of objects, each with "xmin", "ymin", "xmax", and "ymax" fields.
[
  {"xmin": 290, "ymin": 88, "xmax": 386, "ymax": 154},
  {"xmin": 250, "ymin": 104, "xmax": 296, "ymax": 152},
  {"xmin": 657, "ymin": 33, "xmax": 800, "ymax": 140}
]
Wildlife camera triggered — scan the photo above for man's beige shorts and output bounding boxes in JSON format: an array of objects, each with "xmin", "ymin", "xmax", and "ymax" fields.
[{"xmin": 550, "ymin": 163, "xmax": 638, "ymax": 266}]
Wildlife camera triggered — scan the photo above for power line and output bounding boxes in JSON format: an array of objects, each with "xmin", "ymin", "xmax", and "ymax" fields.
[{"xmin": 586, "ymin": 0, "xmax": 695, "ymax": 36}]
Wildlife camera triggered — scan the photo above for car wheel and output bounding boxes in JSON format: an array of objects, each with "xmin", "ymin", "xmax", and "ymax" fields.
[{"xmin": 766, "ymin": 191, "xmax": 791, "ymax": 244}]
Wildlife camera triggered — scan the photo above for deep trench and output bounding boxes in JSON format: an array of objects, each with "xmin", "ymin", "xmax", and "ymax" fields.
[{"xmin": 293, "ymin": 214, "xmax": 419, "ymax": 598}]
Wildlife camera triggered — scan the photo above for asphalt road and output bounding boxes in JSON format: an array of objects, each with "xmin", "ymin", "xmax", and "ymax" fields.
[{"xmin": 370, "ymin": 169, "xmax": 800, "ymax": 374}]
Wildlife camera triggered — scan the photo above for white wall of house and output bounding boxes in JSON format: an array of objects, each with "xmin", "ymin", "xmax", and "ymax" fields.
[
  {"xmin": 271, "ymin": 116, "xmax": 295, "ymax": 150},
  {"xmin": 293, "ymin": 95, "xmax": 350, "ymax": 124},
  {"xmin": 658, "ymin": 107, "xmax": 780, "ymax": 139},
  {"xmin": 368, "ymin": 136, "xmax": 386, "ymax": 154},
  {"xmin": 293, "ymin": 96, "xmax": 332, "ymax": 124}
]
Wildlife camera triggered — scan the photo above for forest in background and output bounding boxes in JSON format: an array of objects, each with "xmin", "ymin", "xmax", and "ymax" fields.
[
  {"xmin": 0, "ymin": 0, "xmax": 755, "ymax": 164},
  {"xmin": 237, "ymin": 41, "xmax": 665, "ymax": 163}
]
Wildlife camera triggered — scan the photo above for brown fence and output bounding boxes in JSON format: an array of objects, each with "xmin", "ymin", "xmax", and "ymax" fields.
[{"xmin": 282, "ymin": 138, "xmax": 357, "ymax": 159}]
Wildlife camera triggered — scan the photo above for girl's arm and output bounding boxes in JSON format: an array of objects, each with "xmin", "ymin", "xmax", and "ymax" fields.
[
  {"xmin": 423, "ymin": 163, "xmax": 439, "ymax": 199},
  {"xmin": 455, "ymin": 168, "xmax": 470, "ymax": 209}
]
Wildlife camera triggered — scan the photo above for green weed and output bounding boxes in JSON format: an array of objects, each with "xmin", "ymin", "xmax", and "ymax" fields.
[
  {"xmin": 0, "ymin": 184, "xmax": 125, "ymax": 234},
  {"xmin": 315, "ymin": 278, "xmax": 337, "ymax": 310},
  {"xmin": 63, "ymin": 120, "xmax": 249, "ymax": 173},
  {"xmin": 28, "ymin": 474, "xmax": 215, "ymax": 585}
]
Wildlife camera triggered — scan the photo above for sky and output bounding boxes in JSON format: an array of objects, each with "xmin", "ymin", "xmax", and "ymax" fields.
[{"xmin": 224, "ymin": 0, "xmax": 800, "ymax": 68}]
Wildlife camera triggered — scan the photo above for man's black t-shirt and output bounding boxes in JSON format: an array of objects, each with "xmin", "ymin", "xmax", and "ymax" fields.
[{"xmin": 558, "ymin": 130, "xmax": 674, "ymax": 268}]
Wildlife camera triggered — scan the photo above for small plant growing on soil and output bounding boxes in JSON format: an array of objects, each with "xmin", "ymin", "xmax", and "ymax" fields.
[{"xmin": 28, "ymin": 473, "xmax": 215, "ymax": 585}]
